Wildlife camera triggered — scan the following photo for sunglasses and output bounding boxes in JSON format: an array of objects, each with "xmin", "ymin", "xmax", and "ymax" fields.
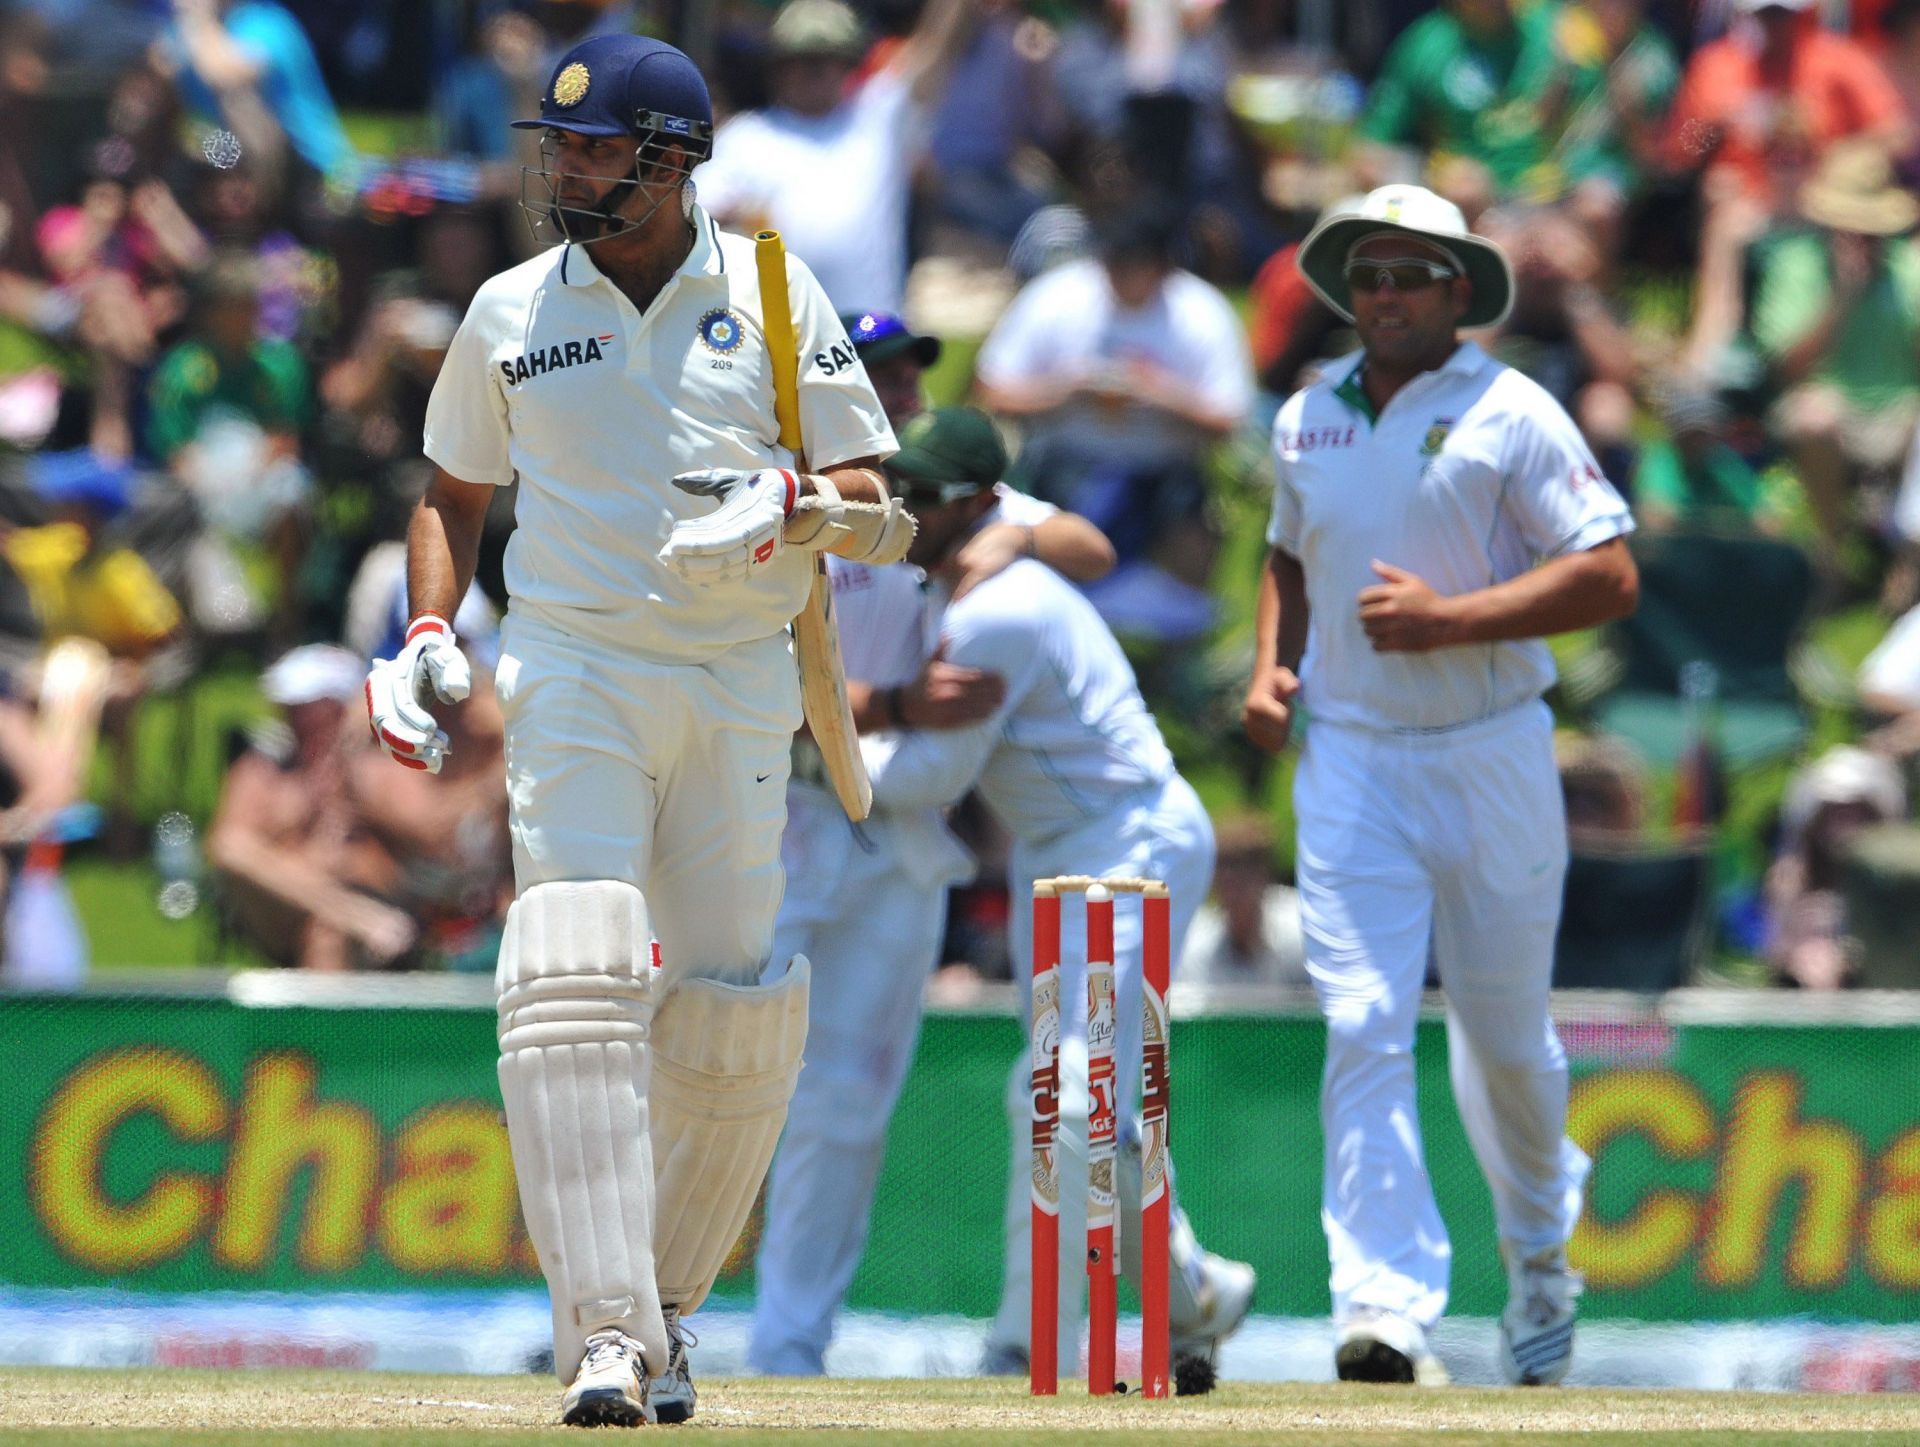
[
  {"xmin": 1343, "ymin": 258, "xmax": 1457, "ymax": 294},
  {"xmin": 885, "ymin": 467, "xmax": 982, "ymax": 507}
]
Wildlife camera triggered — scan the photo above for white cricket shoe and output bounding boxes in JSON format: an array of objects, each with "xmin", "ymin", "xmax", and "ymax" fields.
[
  {"xmin": 650, "ymin": 1306, "xmax": 697, "ymax": 1425},
  {"xmin": 1499, "ymin": 1244, "xmax": 1582, "ymax": 1386},
  {"xmin": 1335, "ymin": 1307, "xmax": 1435, "ymax": 1384},
  {"xmin": 1170, "ymin": 1253, "xmax": 1257, "ymax": 1391},
  {"xmin": 562, "ymin": 1328, "xmax": 653, "ymax": 1428}
]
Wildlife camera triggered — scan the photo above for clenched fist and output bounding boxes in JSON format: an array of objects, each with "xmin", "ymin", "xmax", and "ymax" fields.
[
  {"xmin": 1243, "ymin": 665, "xmax": 1301, "ymax": 754},
  {"xmin": 366, "ymin": 614, "xmax": 471, "ymax": 773}
]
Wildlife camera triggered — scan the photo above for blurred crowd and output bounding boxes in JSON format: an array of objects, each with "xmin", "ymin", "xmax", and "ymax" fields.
[{"xmin": 6, "ymin": 0, "xmax": 1920, "ymax": 989}]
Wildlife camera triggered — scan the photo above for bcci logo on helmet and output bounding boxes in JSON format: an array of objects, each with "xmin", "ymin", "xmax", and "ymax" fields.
[{"xmin": 553, "ymin": 63, "xmax": 590, "ymax": 108}]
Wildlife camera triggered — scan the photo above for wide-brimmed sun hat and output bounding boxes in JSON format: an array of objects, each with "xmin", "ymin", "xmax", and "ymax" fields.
[
  {"xmin": 1799, "ymin": 139, "xmax": 1920, "ymax": 237},
  {"xmin": 261, "ymin": 644, "xmax": 366, "ymax": 707},
  {"xmin": 1296, "ymin": 184, "xmax": 1515, "ymax": 329}
]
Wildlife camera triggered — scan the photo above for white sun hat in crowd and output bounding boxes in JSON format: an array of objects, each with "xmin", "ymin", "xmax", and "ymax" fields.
[
  {"xmin": 261, "ymin": 644, "xmax": 366, "ymax": 708},
  {"xmin": 1295, "ymin": 183, "xmax": 1516, "ymax": 330}
]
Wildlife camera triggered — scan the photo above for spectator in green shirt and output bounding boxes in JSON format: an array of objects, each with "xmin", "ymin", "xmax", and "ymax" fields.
[
  {"xmin": 1509, "ymin": 0, "xmax": 1679, "ymax": 244},
  {"xmin": 146, "ymin": 249, "xmax": 313, "ymax": 642},
  {"xmin": 1633, "ymin": 385, "xmax": 1801, "ymax": 536},
  {"xmin": 1354, "ymin": 0, "xmax": 1559, "ymax": 200},
  {"xmin": 146, "ymin": 249, "xmax": 309, "ymax": 465},
  {"xmin": 1748, "ymin": 141, "xmax": 1920, "ymax": 567}
]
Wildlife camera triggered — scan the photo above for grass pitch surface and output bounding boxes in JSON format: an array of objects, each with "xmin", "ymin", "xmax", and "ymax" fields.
[{"xmin": 1, "ymin": 1369, "xmax": 1916, "ymax": 1444}]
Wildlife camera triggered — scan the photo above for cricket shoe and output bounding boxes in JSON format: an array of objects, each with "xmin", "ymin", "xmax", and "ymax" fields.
[
  {"xmin": 1170, "ymin": 1253, "xmax": 1257, "ymax": 1393},
  {"xmin": 649, "ymin": 1306, "xmax": 697, "ymax": 1424},
  {"xmin": 562, "ymin": 1328, "xmax": 653, "ymax": 1427},
  {"xmin": 1334, "ymin": 1307, "xmax": 1445, "ymax": 1385},
  {"xmin": 1499, "ymin": 1244, "xmax": 1582, "ymax": 1386}
]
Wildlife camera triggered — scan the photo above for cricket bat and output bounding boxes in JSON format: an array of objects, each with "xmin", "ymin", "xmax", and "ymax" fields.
[{"xmin": 754, "ymin": 230, "xmax": 873, "ymax": 822}]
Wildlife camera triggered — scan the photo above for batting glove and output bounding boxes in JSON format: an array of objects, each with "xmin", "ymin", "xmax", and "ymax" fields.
[
  {"xmin": 659, "ymin": 467, "xmax": 797, "ymax": 586},
  {"xmin": 364, "ymin": 613, "xmax": 471, "ymax": 773}
]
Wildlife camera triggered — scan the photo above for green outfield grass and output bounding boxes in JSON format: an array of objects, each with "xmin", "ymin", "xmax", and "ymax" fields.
[{"xmin": 1, "ymin": 1370, "xmax": 1917, "ymax": 1444}]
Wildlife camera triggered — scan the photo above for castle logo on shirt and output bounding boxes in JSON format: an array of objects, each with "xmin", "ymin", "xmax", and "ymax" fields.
[
  {"xmin": 499, "ymin": 333, "xmax": 615, "ymax": 386},
  {"xmin": 698, "ymin": 308, "xmax": 745, "ymax": 355},
  {"xmin": 1278, "ymin": 425, "xmax": 1356, "ymax": 453}
]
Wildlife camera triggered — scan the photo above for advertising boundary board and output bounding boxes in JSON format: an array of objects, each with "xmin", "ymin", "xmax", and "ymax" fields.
[{"xmin": 3, "ymin": 977, "xmax": 1917, "ymax": 1388}]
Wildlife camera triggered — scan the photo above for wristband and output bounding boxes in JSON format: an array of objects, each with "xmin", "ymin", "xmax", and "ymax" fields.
[
  {"xmin": 885, "ymin": 684, "xmax": 912, "ymax": 730},
  {"xmin": 1022, "ymin": 524, "xmax": 1037, "ymax": 558},
  {"xmin": 405, "ymin": 612, "xmax": 451, "ymax": 643}
]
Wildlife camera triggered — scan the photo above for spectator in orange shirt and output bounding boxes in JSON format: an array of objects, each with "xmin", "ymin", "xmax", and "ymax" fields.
[
  {"xmin": 1666, "ymin": 0, "xmax": 1913, "ymax": 373},
  {"xmin": 1665, "ymin": 0, "xmax": 1910, "ymax": 213},
  {"xmin": 1879, "ymin": 0, "xmax": 1920, "ymax": 149},
  {"xmin": 1247, "ymin": 239, "xmax": 1342, "ymax": 400}
]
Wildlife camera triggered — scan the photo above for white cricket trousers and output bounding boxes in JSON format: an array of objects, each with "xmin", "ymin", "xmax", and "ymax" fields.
[
  {"xmin": 495, "ymin": 613, "xmax": 800, "ymax": 987},
  {"xmin": 1295, "ymin": 700, "xmax": 1589, "ymax": 1330},
  {"xmin": 749, "ymin": 787, "xmax": 970, "ymax": 1374}
]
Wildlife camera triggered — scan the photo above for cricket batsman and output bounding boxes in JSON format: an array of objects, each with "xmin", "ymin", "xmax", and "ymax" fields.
[{"xmin": 363, "ymin": 34, "xmax": 906, "ymax": 1427}]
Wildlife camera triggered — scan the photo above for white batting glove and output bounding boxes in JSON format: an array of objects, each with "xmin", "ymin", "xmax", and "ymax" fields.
[
  {"xmin": 364, "ymin": 613, "xmax": 471, "ymax": 773},
  {"xmin": 660, "ymin": 467, "xmax": 797, "ymax": 586}
]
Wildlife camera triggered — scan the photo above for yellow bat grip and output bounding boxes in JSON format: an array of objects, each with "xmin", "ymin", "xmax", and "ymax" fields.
[{"xmin": 754, "ymin": 230, "xmax": 804, "ymax": 455}]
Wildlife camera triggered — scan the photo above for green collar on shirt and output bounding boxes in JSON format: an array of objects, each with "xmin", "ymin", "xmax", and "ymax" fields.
[{"xmin": 1333, "ymin": 364, "xmax": 1378, "ymax": 426}]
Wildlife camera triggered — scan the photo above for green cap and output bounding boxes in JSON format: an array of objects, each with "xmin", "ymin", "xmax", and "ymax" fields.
[{"xmin": 885, "ymin": 407, "xmax": 1008, "ymax": 503}]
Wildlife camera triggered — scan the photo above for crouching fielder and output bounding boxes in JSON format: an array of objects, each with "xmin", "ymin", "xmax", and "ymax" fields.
[
  {"xmin": 862, "ymin": 408, "xmax": 1256, "ymax": 1382},
  {"xmin": 1244, "ymin": 185, "xmax": 1638, "ymax": 1387},
  {"xmin": 363, "ymin": 34, "xmax": 902, "ymax": 1428}
]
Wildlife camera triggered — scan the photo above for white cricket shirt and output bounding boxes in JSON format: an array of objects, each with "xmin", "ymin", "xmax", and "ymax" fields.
[
  {"xmin": 1267, "ymin": 342, "xmax": 1633, "ymax": 732},
  {"xmin": 1860, "ymin": 603, "xmax": 1920, "ymax": 708},
  {"xmin": 423, "ymin": 207, "xmax": 896, "ymax": 665},
  {"xmin": 974, "ymin": 257, "xmax": 1254, "ymax": 472},
  {"xmin": 828, "ymin": 556, "xmax": 929, "ymax": 691},
  {"xmin": 825, "ymin": 484, "xmax": 1060, "ymax": 688},
  {"xmin": 861, "ymin": 557, "xmax": 1175, "ymax": 844},
  {"xmin": 694, "ymin": 70, "xmax": 922, "ymax": 315}
]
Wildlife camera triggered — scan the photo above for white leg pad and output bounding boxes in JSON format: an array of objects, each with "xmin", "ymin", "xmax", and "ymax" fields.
[
  {"xmin": 649, "ymin": 955, "xmax": 811, "ymax": 1313},
  {"xmin": 496, "ymin": 880, "xmax": 669, "ymax": 1384}
]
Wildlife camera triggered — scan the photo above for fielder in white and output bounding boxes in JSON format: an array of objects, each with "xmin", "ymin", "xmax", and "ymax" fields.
[
  {"xmin": 362, "ymin": 35, "xmax": 906, "ymax": 1428},
  {"xmin": 1242, "ymin": 186, "xmax": 1640, "ymax": 1386},
  {"xmin": 860, "ymin": 407, "xmax": 1256, "ymax": 1384},
  {"xmin": 751, "ymin": 311, "xmax": 1117, "ymax": 1376}
]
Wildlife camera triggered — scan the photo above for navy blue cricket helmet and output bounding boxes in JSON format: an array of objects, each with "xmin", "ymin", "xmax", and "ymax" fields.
[
  {"xmin": 513, "ymin": 34, "xmax": 713, "ymax": 156},
  {"xmin": 513, "ymin": 35, "xmax": 714, "ymax": 246}
]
